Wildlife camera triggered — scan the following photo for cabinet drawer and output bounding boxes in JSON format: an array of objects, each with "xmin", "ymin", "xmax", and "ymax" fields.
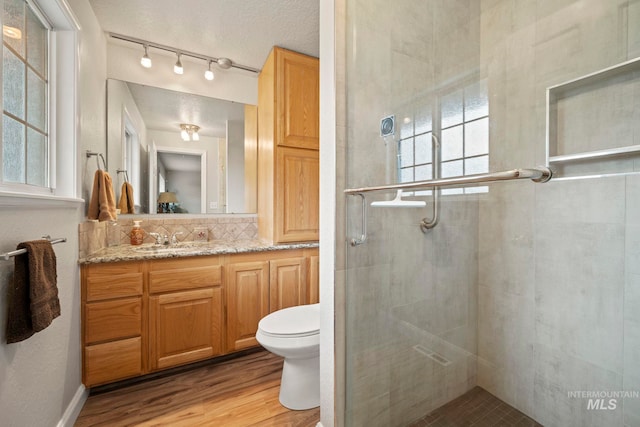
[
  {"xmin": 85, "ymin": 298, "xmax": 141, "ymax": 344},
  {"xmin": 149, "ymin": 265, "xmax": 222, "ymax": 294},
  {"xmin": 84, "ymin": 263, "xmax": 143, "ymax": 302},
  {"xmin": 84, "ymin": 337, "xmax": 142, "ymax": 386}
]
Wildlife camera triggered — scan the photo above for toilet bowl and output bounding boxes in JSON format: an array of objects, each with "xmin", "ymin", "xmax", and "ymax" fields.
[{"xmin": 255, "ymin": 303, "xmax": 320, "ymax": 410}]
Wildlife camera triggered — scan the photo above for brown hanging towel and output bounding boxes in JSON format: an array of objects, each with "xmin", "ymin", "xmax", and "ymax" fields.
[
  {"xmin": 6, "ymin": 240, "xmax": 60, "ymax": 343},
  {"xmin": 118, "ymin": 182, "xmax": 135, "ymax": 214},
  {"xmin": 88, "ymin": 169, "xmax": 117, "ymax": 221}
]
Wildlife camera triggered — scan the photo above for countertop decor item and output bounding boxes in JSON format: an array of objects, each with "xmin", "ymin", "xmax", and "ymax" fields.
[{"xmin": 130, "ymin": 220, "xmax": 144, "ymax": 245}]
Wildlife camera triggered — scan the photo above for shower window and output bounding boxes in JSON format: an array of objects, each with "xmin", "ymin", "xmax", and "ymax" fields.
[{"xmin": 398, "ymin": 79, "xmax": 489, "ymax": 195}]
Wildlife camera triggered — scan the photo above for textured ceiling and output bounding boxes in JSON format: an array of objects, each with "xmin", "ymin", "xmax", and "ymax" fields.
[
  {"xmin": 89, "ymin": 0, "xmax": 319, "ymax": 70},
  {"xmin": 125, "ymin": 82, "xmax": 244, "ymax": 138}
]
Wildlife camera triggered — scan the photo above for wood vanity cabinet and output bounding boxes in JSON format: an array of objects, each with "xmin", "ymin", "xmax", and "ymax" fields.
[
  {"xmin": 81, "ymin": 248, "xmax": 318, "ymax": 386},
  {"xmin": 225, "ymin": 255, "xmax": 269, "ymax": 352},
  {"xmin": 258, "ymin": 47, "xmax": 320, "ymax": 243},
  {"xmin": 81, "ymin": 261, "xmax": 144, "ymax": 387},
  {"xmin": 224, "ymin": 248, "xmax": 319, "ymax": 352},
  {"xmin": 148, "ymin": 256, "xmax": 223, "ymax": 371}
]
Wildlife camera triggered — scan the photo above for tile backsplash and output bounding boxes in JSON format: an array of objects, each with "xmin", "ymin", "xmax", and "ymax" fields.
[{"xmin": 79, "ymin": 215, "xmax": 258, "ymax": 258}]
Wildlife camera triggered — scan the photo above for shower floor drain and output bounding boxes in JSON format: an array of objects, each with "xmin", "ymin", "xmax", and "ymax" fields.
[{"xmin": 413, "ymin": 345, "xmax": 452, "ymax": 366}]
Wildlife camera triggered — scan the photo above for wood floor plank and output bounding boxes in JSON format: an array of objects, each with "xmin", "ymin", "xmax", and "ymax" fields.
[{"xmin": 75, "ymin": 350, "xmax": 319, "ymax": 427}]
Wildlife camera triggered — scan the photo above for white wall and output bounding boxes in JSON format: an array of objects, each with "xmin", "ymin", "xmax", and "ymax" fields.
[
  {"xmin": 226, "ymin": 120, "xmax": 245, "ymax": 213},
  {"xmin": 319, "ymin": 0, "xmax": 337, "ymax": 425},
  {"xmin": 166, "ymin": 170, "xmax": 201, "ymax": 214},
  {"xmin": 0, "ymin": 0, "xmax": 108, "ymax": 425}
]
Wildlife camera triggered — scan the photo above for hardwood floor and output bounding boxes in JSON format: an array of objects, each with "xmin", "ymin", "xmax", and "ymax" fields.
[{"xmin": 75, "ymin": 350, "xmax": 320, "ymax": 427}]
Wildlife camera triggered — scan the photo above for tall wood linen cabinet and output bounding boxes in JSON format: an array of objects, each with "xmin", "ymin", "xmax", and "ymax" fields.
[{"xmin": 258, "ymin": 47, "xmax": 320, "ymax": 243}]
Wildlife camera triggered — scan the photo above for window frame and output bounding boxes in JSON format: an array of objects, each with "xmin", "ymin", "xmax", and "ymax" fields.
[
  {"xmin": 0, "ymin": 0, "xmax": 79, "ymax": 200},
  {"xmin": 397, "ymin": 79, "xmax": 490, "ymax": 196}
]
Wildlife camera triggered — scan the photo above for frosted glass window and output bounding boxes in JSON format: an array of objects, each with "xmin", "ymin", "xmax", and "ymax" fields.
[
  {"xmin": 414, "ymin": 105, "xmax": 432, "ymax": 135},
  {"xmin": 465, "ymin": 185, "xmax": 488, "ymax": 194},
  {"xmin": 3, "ymin": 115, "xmax": 25, "ymax": 183},
  {"xmin": 465, "ymin": 155, "xmax": 489, "ymax": 175},
  {"xmin": 415, "ymin": 133, "xmax": 432, "ymax": 165},
  {"xmin": 397, "ymin": 82, "xmax": 488, "ymax": 197},
  {"xmin": 3, "ymin": 0, "xmax": 25, "ymax": 56},
  {"xmin": 442, "ymin": 125, "xmax": 463, "ymax": 161},
  {"xmin": 464, "ymin": 80, "xmax": 489, "ymax": 121},
  {"xmin": 400, "ymin": 114, "xmax": 414, "ymax": 140},
  {"xmin": 465, "ymin": 118, "xmax": 489, "ymax": 157},
  {"xmin": 441, "ymin": 89, "xmax": 463, "ymax": 128},
  {"xmin": 401, "ymin": 167, "xmax": 413, "ymax": 183},
  {"xmin": 27, "ymin": 68, "xmax": 46, "ymax": 131},
  {"xmin": 3, "ymin": 47, "xmax": 25, "ymax": 119},
  {"xmin": 27, "ymin": 128, "xmax": 45, "ymax": 186},
  {"xmin": 415, "ymin": 164, "xmax": 432, "ymax": 181},
  {"xmin": 26, "ymin": 5, "xmax": 47, "ymax": 76},
  {"xmin": 2, "ymin": 0, "xmax": 49, "ymax": 189},
  {"xmin": 442, "ymin": 160, "xmax": 463, "ymax": 178},
  {"xmin": 399, "ymin": 138, "xmax": 414, "ymax": 167}
]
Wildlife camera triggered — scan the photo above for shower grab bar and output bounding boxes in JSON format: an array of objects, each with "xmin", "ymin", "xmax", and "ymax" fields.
[
  {"xmin": 420, "ymin": 134, "xmax": 440, "ymax": 232},
  {"xmin": 345, "ymin": 166, "xmax": 551, "ymax": 246},
  {"xmin": 345, "ymin": 167, "xmax": 551, "ymax": 195},
  {"xmin": 349, "ymin": 194, "xmax": 368, "ymax": 246}
]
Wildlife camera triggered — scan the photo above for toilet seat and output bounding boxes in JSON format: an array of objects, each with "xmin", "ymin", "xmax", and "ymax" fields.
[{"xmin": 258, "ymin": 304, "xmax": 319, "ymax": 338}]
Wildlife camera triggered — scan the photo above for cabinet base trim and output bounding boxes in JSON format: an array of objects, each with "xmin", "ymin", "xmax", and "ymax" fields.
[{"xmin": 88, "ymin": 348, "xmax": 264, "ymax": 395}]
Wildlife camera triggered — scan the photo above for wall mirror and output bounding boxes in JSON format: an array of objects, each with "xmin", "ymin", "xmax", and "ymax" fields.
[{"xmin": 106, "ymin": 79, "xmax": 256, "ymax": 214}]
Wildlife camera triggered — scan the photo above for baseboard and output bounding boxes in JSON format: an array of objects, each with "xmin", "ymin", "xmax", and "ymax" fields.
[
  {"xmin": 316, "ymin": 422, "xmax": 324, "ymax": 427},
  {"xmin": 56, "ymin": 384, "xmax": 88, "ymax": 427}
]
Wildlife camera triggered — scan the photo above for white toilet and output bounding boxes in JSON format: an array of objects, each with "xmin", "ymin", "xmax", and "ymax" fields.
[{"xmin": 255, "ymin": 303, "xmax": 320, "ymax": 410}]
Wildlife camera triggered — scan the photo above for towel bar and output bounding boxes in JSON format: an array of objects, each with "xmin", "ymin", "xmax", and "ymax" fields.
[{"xmin": 1, "ymin": 237, "xmax": 67, "ymax": 261}]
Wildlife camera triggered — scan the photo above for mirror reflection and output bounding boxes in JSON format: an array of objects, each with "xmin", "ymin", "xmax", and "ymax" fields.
[{"xmin": 106, "ymin": 79, "xmax": 256, "ymax": 214}]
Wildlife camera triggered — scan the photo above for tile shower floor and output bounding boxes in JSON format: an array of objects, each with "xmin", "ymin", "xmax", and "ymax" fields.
[{"xmin": 410, "ymin": 387, "xmax": 543, "ymax": 427}]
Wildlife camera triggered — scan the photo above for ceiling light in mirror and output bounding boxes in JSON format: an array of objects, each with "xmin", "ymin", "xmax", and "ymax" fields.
[
  {"xmin": 180, "ymin": 124, "xmax": 200, "ymax": 141},
  {"xmin": 174, "ymin": 53, "xmax": 184, "ymax": 75},
  {"xmin": 2, "ymin": 25, "xmax": 21, "ymax": 39},
  {"xmin": 140, "ymin": 44, "xmax": 152, "ymax": 68},
  {"xmin": 204, "ymin": 60, "xmax": 214, "ymax": 81}
]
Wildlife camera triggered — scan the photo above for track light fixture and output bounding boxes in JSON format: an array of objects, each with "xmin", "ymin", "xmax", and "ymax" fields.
[
  {"xmin": 109, "ymin": 33, "xmax": 260, "ymax": 81},
  {"xmin": 204, "ymin": 60, "xmax": 215, "ymax": 81},
  {"xmin": 140, "ymin": 44, "xmax": 152, "ymax": 68},
  {"xmin": 173, "ymin": 53, "xmax": 184, "ymax": 75},
  {"xmin": 180, "ymin": 124, "xmax": 200, "ymax": 141}
]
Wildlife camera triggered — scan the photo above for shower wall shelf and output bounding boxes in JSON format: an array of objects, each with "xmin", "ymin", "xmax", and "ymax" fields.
[
  {"xmin": 345, "ymin": 167, "xmax": 552, "ymax": 246},
  {"xmin": 546, "ymin": 56, "xmax": 640, "ymax": 166}
]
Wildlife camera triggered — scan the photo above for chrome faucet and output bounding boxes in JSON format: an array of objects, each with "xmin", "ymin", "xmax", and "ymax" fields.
[
  {"xmin": 170, "ymin": 231, "xmax": 184, "ymax": 245},
  {"xmin": 148, "ymin": 232, "xmax": 165, "ymax": 245}
]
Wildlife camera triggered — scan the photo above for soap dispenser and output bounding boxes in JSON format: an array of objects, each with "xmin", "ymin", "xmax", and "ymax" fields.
[{"xmin": 130, "ymin": 220, "xmax": 144, "ymax": 245}]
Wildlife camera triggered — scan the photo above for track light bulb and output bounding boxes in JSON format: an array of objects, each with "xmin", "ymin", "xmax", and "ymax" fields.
[
  {"xmin": 174, "ymin": 53, "xmax": 184, "ymax": 75},
  {"xmin": 192, "ymin": 131, "xmax": 200, "ymax": 141},
  {"xmin": 204, "ymin": 61, "xmax": 214, "ymax": 81},
  {"xmin": 140, "ymin": 45, "xmax": 152, "ymax": 68}
]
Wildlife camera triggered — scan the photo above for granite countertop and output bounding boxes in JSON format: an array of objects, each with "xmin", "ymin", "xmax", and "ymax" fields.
[{"xmin": 79, "ymin": 240, "xmax": 319, "ymax": 264}]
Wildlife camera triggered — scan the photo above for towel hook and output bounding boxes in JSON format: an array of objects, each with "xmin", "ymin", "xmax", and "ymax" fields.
[
  {"xmin": 86, "ymin": 150, "xmax": 107, "ymax": 170},
  {"xmin": 117, "ymin": 169, "xmax": 129, "ymax": 182}
]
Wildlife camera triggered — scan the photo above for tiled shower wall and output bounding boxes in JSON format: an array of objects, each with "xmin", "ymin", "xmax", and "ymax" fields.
[
  {"xmin": 78, "ymin": 215, "xmax": 257, "ymax": 258},
  {"xmin": 476, "ymin": 1, "xmax": 640, "ymax": 426},
  {"xmin": 341, "ymin": 0, "xmax": 640, "ymax": 426}
]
